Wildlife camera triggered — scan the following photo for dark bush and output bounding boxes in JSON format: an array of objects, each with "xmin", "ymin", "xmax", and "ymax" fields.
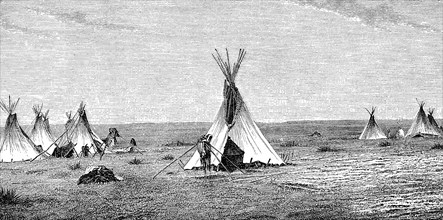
[
  {"xmin": 161, "ymin": 154, "xmax": 174, "ymax": 160},
  {"xmin": 378, "ymin": 140, "xmax": 391, "ymax": 147},
  {"xmin": 0, "ymin": 187, "xmax": 20, "ymax": 204},
  {"xmin": 129, "ymin": 157, "xmax": 142, "ymax": 165},
  {"xmin": 317, "ymin": 146, "xmax": 341, "ymax": 152},
  {"xmin": 431, "ymin": 143, "xmax": 443, "ymax": 150}
]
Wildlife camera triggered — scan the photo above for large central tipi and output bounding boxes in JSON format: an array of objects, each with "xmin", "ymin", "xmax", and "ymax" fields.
[
  {"xmin": 359, "ymin": 107, "xmax": 387, "ymax": 140},
  {"xmin": 406, "ymin": 101, "xmax": 441, "ymax": 137},
  {"xmin": 0, "ymin": 97, "xmax": 46, "ymax": 162},
  {"xmin": 184, "ymin": 49, "xmax": 284, "ymax": 170},
  {"xmin": 30, "ymin": 104, "xmax": 57, "ymax": 156}
]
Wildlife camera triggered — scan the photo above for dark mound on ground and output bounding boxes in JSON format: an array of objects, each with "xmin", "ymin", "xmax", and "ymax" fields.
[{"xmin": 77, "ymin": 165, "xmax": 121, "ymax": 185}]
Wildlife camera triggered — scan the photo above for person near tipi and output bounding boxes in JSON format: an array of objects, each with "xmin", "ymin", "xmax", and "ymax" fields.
[{"xmin": 196, "ymin": 134, "xmax": 213, "ymax": 173}]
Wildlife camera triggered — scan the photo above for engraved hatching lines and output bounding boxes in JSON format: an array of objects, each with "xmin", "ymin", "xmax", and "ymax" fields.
[
  {"xmin": 26, "ymin": 7, "xmax": 139, "ymax": 32},
  {"xmin": 292, "ymin": 0, "xmax": 440, "ymax": 33},
  {"xmin": 0, "ymin": 7, "xmax": 140, "ymax": 38}
]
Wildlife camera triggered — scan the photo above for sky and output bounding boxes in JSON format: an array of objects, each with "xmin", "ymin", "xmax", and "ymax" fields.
[{"xmin": 0, "ymin": 0, "xmax": 442, "ymax": 125}]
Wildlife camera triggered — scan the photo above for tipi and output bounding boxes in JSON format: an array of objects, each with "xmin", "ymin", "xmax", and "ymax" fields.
[
  {"xmin": 359, "ymin": 107, "xmax": 387, "ymax": 140},
  {"xmin": 56, "ymin": 111, "xmax": 75, "ymax": 147},
  {"xmin": 406, "ymin": 101, "xmax": 441, "ymax": 137},
  {"xmin": 30, "ymin": 104, "xmax": 57, "ymax": 155},
  {"xmin": 184, "ymin": 49, "xmax": 284, "ymax": 170},
  {"xmin": 428, "ymin": 108, "xmax": 442, "ymax": 134},
  {"xmin": 0, "ymin": 97, "xmax": 46, "ymax": 162},
  {"xmin": 58, "ymin": 102, "xmax": 103, "ymax": 156}
]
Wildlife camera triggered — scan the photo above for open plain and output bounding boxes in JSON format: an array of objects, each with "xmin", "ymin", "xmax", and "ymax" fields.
[{"xmin": 1, "ymin": 120, "xmax": 442, "ymax": 219}]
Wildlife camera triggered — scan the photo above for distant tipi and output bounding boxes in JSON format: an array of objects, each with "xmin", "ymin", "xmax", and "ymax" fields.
[
  {"xmin": 359, "ymin": 107, "xmax": 387, "ymax": 140},
  {"xmin": 184, "ymin": 49, "xmax": 284, "ymax": 170},
  {"xmin": 0, "ymin": 97, "xmax": 46, "ymax": 162},
  {"xmin": 406, "ymin": 101, "xmax": 441, "ymax": 137},
  {"xmin": 427, "ymin": 108, "xmax": 442, "ymax": 135}
]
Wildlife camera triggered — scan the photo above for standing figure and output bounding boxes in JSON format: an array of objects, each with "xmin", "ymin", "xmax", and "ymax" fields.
[{"xmin": 197, "ymin": 134, "xmax": 213, "ymax": 174}]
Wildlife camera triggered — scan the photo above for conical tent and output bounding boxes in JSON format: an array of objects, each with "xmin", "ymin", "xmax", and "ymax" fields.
[
  {"xmin": 58, "ymin": 102, "xmax": 103, "ymax": 156},
  {"xmin": 406, "ymin": 101, "xmax": 441, "ymax": 137},
  {"xmin": 72, "ymin": 102, "xmax": 103, "ymax": 155},
  {"xmin": 427, "ymin": 108, "xmax": 443, "ymax": 134},
  {"xmin": 184, "ymin": 49, "xmax": 284, "ymax": 170},
  {"xmin": 57, "ymin": 111, "xmax": 75, "ymax": 148},
  {"xmin": 359, "ymin": 107, "xmax": 387, "ymax": 140},
  {"xmin": 30, "ymin": 104, "xmax": 57, "ymax": 155},
  {"xmin": 0, "ymin": 97, "xmax": 46, "ymax": 162}
]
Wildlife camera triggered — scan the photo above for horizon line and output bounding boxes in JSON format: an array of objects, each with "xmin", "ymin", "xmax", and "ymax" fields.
[{"xmin": 31, "ymin": 117, "xmax": 441, "ymax": 126}]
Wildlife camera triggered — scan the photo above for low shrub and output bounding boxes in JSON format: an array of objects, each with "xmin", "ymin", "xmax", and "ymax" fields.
[
  {"xmin": 317, "ymin": 146, "xmax": 341, "ymax": 152},
  {"xmin": 378, "ymin": 140, "xmax": 391, "ymax": 147},
  {"xmin": 279, "ymin": 151, "xmax": 294, "ymax": 163},
  {"xmin": 431, "ymin": 143, "xmax": 443, "ymax": 150},
  {"xmin": 0, "ymin": 187, "xmax": 20, "ymax": 204},
  {"xmin": 162, "ymin": 154, "xmax": 174, "ymax": 160},
  {"xmin": 280, "ymin": 140, "xmax": 299, "ymax": 147},
  {"xmin": 129, "ymin": 157, "xmax": 142, "ymax": 165}
]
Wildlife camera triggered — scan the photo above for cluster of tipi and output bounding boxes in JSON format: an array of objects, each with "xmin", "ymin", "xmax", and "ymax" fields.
[
  {"xmin": 1, "ymin": 49, "xmax": 442, "ymax": 169},
  {"xmin": 0, "ymin": 99, "xmax": 110, "ymax": 162},
  {"xmin": 359, "ymin": 103, "xmax": 443, "ymax": 140}
]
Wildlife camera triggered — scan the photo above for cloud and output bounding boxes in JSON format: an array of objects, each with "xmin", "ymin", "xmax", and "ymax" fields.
[
  {"xmin": 293, "ymin": 0, "xmax": 440, "ymax": 33},
  {"xmin": 27, "ymin": 7, "xmax": 139, "ymax": 32},
  {"xmin": 0, "ymin": 16, "xmax": 53, "ymax": 38}
]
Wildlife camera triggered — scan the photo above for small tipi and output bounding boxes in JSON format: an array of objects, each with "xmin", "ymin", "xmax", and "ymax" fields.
[
  {"xmin": 30, "ymin": 104, "xmax": 57, "ymax": 155},
  {"xmin": 428, "ymin": 108, "xmax": 442, "ymax": 134},
  {"xmin": 184, "ymin": 49, "xmax": 284, "ymax": 170},
  {"xmin": 406, "ymin": 101, "xmax": 441, "ymax": 137},
  {"xmin": 359, "ymin": 107, "xmax": 387, "ymax": 140},
  {"xmin": 0, "ymin": 97, "xmax": 46, "ymax": 162}
]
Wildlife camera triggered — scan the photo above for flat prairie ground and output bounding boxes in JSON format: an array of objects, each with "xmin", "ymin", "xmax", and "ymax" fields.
[{"xmin": 1, "ymin": 120, "xmax": 443, "ymax": 220}]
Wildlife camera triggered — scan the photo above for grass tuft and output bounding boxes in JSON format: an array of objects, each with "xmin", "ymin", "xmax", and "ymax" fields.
[
  {"xmin": 0, "ymin": 187, "xmax": 20, "ymax": 204},
  {"xmin": 317, "ymin": 146, "xmax": 341, "ymax": 152},
  {"xmin": 129, "ymin": 157, "xmax": 142, "ymax": 165},
  {"xmin": 161, "ymin": 154, "xmax": 174, "ymax": 160},
  {"xmin": 280, "ymin": 140, "xmax": 300, "ymax": 147},
  {"xmin": 431, "ymin": 143, "xmax": 443, "ymax": 150},
  {"xmin": 163, "ymin": 140, "xmax": 194, "ymax": 147},
  {"xmin": 68, "ymin": 162, "xmax": 82, "ymax": 170},
  {"xmin": 378, "ymin": 140, "xmax": 391, "ymax": 147},
  {"xmin": 279, "ymin": 151, "xmax": 294, "ymax": 163}
]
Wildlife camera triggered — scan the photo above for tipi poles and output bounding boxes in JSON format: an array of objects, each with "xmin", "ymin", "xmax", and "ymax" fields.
[
  {"xmin": 152, "ymin": 144, "xmax": 198, "ymax": 180},
  {"xmin": 30, "ymin": 127, "xmax": 71, "ymax": 162},
  {"xmin": 64, "ymin": 143, "xmax": 78, "ymax": 158},
  {"xmin": 30, "ymin": 110, "xmax": 80, "ymax": 161},
  {"xmin": 99, "ymin": 143, "xmax": 107, "ymax": 161},
  {"xmin": 208, "ymin": 150, "xmax": 233, "ymax": 179}
]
